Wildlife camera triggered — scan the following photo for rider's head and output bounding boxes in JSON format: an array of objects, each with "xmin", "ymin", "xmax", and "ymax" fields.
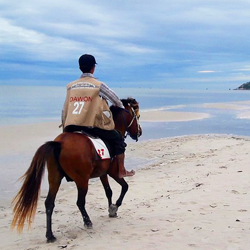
[{"xmin": 79, "ymin": 54, "xmax": 97, "ymax": 73}]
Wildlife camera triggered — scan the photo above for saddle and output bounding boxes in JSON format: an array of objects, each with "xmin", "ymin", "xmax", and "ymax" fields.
[{"xmin": 74, "ymin": 131, "xmax": 114, "ymax": 160}]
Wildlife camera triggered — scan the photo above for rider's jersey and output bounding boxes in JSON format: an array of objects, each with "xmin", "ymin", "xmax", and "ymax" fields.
[{"xmin": 62, "ymin": 76, "xmax": 115, "ymax": 130}]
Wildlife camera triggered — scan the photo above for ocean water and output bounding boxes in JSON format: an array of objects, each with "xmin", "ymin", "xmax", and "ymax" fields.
[
  {"xmin": 126, "ymin": 88, "xmax": 250, "ymax": 140},
  {"xmin": 1, "ymin": 85, "xmax": 250, "ymax": 139}
]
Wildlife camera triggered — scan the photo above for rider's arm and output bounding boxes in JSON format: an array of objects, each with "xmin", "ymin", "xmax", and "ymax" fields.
[{"xmin": 99, "ymin": 82, "xmax": 124, "ymax": 108}]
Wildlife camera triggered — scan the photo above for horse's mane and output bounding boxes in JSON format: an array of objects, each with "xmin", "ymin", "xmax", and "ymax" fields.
[
  {"xmin": 121, "ymin": 97, "xmax": 138, "ymax": 108},
  {"xmin": 110, "ymin": 97, "xmax": 138, "ymax": 116}
]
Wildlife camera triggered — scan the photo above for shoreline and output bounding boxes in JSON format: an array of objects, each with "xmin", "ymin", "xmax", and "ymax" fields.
[
  {"xmin": 139, "ymin": 99, "xmax": 250, "ymax": 122},
  {"xmin": 140, "ymin": 110, "xmax": 210, "ymax": 122}
]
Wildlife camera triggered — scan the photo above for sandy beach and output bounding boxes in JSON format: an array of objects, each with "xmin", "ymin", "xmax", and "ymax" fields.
[{"xmin": 1, "ymin": 106, "xmax": 250, "ymax": 249}]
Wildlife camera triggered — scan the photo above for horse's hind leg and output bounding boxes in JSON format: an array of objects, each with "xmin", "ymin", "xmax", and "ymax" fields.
[
  {"xmin": 75, "ymin": 179, "xmax": 93, "ymax": 229},
  {"xmin": 45, "ymin": 158, "xmax": 63, "ymax": 243}
]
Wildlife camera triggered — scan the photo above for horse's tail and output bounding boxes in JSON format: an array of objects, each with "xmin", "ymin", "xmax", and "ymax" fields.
[{"xmin": 11, "ymin": 141, "xmax": 61, "ymax": 233}]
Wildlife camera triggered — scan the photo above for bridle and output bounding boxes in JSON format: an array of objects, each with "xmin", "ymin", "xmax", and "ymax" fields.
[
  {"xmin": 127, "ymin": 107, "xmax": 137, "ymax": 128},
  {"xmin": 124, "ymin": 103, "xmax": 141, "ymax": 141}
]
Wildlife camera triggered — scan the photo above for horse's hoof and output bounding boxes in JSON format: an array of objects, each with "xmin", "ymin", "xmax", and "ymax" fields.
[
  {"xmin": 84, "ymin": 222, "xmax": 93, "ymax": 229},
  {"xmin": 109, "ymin": 204, "xmax": 118, "ymax": 218},
  {"xmin": 109, "ymin": 212, "xmax": 117, "ymax": 218},
  {"xmin": 47, "ymin": 235, "xmax": 57, "ymax": 243}
]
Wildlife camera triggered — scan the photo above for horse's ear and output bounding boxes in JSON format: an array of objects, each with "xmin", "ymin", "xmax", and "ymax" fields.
[
  {"xmin": 131, "ymin": 98, "xmax": 137, "ymax": 105},
  {"xmin": 126, "ymin": 97, "xmax": 138, "ymax": 105}
]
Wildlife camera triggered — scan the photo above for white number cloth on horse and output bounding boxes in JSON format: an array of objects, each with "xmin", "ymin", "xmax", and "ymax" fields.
[
  {"xmin": 88, "ymin": 137, "xmax": 110, "ymax": 160},
  {"xmin": 73, "ymin": 131, "xmax": 111, "ymax": 160}
]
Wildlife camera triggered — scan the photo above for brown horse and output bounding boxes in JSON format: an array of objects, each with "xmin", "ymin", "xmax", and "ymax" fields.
[{"xmin": 11, "ymin": 97, "xmax": 142, "ymax": 243}]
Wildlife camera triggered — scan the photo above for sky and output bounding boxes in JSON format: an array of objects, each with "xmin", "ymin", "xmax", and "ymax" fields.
[{"xmin": 1, "ymin": 0, "xmax": 250, "ymax": 90}]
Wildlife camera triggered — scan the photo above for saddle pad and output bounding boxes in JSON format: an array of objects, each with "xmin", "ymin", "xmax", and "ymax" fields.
[{"xmin": 88, "ymin": 137, "xmax": 111, "ymax": 160}]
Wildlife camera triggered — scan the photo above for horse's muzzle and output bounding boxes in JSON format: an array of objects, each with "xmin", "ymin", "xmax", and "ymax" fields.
[
  {"xmin": 134, "ymin": 125, "xmax": 142, "ymax": 141},
  {"xmin": 138, "ymin": 125, "xmax": 142, "ymax": 138}
]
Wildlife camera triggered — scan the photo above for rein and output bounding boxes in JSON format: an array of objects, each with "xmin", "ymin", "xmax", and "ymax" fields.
[
  {"xmin": 127, "ymin": 109, "xmax": 136, "ymax": 128},
  {"xmin": 124, "ymin": 104, "xmax": 140, "ymax": 140}
]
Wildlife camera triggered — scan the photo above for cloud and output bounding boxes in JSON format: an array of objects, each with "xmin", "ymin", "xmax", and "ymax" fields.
[
  {"xmin": 198, "ymin": 71, "xmax": 217, "ymax": 73},
  {"xmin": 234, "ymin": 67, "xmax": 250, "ymax": 72},
  {"xmin": 1, "ymin": 0, "xmax": 250, "ymax": 89},
  {"xmin": 0, "ymin": 1, "xmax": 154, "ymax": 64}
]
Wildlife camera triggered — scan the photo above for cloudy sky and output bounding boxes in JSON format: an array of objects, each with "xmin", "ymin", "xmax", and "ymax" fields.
[{"xmin": 1, "ymin": 0, "xmax": 250, "ymax": 90}]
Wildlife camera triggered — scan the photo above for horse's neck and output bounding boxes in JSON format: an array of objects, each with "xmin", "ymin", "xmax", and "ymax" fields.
[
  {"xmin": 115, "ymin": 124, "xmax": 126, "ymax": 137},
  {"xmin": 114, "ymin": 112, "xmax": 126, "ymax": 137}
]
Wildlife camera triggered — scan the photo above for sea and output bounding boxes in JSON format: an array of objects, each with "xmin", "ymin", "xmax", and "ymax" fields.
[
  {"xmin": 1, "ymin": 85, "xmax": 250, "ymax": 139},
  {"xmin": 1, "ymin": 85, "xmax": 250, "ymax": 201}
]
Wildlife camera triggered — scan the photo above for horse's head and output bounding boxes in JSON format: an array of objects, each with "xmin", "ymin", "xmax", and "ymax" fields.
[{"xmin": 110, "ymin": 98, "xmax": 142, "ymax": 141}]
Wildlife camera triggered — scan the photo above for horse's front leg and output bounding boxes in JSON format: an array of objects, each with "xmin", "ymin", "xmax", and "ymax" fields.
[
  {"xmin": 107, "ymin": 175, "xmax": 129, "ymax": 217},
  {"xmin": 100, "ymin": 174, "xmax": 113, "ymax": 207},
  {"xmin": 100, "ymin": 175, "xmax": 118, "ymax": 217},
  {"xmin": 76, "ymin": 183, "xmax": 93, "ymax": 229},
  {"xmin": 113, "ymin": 177, "xmax": 129, "ymax": 208}
]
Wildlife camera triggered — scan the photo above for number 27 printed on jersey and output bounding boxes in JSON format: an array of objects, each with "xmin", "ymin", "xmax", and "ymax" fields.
[{"xmin": 73, "ymin": 102, "xmax": 85, "ymax": 114}]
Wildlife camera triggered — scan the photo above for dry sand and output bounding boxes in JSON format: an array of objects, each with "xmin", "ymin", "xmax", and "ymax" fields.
[{"xmin": 1, "ymin": 108, "xmax": 250, "ymax": 249}]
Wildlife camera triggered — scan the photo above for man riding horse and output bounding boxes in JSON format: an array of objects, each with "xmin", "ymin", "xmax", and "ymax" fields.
[
  {"xmin": 62, "ymin": 54, "xmax": 135, "ymax": 178},
  {"xmin": 11, "ymin": 54, "xmax": 142, "ymax": 241}
]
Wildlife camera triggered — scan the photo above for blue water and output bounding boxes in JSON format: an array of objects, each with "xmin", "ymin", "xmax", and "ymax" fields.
[
  {"xmin": 1, "ymin": 85, "xmax": 250, "ymax": 139},
  {"xmin": 0, "ymin": 85, "xmax": 65, "ymax": 125},
  {"xmin": 135, "ymin": 89, "xmax": 250, "ymax": 139}
]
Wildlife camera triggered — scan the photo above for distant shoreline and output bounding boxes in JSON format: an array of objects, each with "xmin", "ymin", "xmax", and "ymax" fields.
[
  {"xmin": 140, "ymin": 110, "xmax": 210, "ymax": 122},
  {"xmin": 140, "ymin": 100, "xmax": 250, "ymax": 122}
]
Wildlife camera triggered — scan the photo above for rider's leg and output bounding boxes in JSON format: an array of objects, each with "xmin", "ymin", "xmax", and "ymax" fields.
[
  {"xmin": 116, "ymin": 153, "xmax": 135, "ymax": 178},
  {"xmin": 89, "ymin": 128, "xmax": 135, "ymax": 178}
]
